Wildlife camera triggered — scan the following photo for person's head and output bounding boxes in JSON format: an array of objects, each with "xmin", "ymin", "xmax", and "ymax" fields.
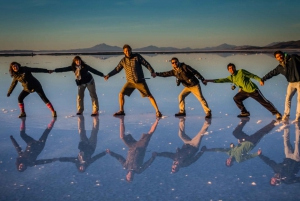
[
  {"xmin": 126, "ymin": 170, "xmax": 135, "ymax": 182},
  {"xmin": 9, "ymin": 62, "xmax": 21, "ymax": 76},
  {"xmin": 273, "ymin": 51, "xmax": 284, "ymax": 62},
  {"xmin": 171, "ymin": 57, "xmax": 179, "ymax": 69},
  {"xmin": 270, "ymin": 173, "xmax": 281, "ymax": 186},
  {"xmin": 78, "ymin": 165, "xmax": 86, "ymax": 173},
  {"xmin": 227, "ymin": 63, "xmax": 236, "ymax": 75},
  {"xmin": 171, "ymin": 160, "xmax": 180, "ymax": 173},
  {"xmin": 225, "ymin": 157, "xmax": 234, "ymax": 167},
  {"xmin": 123, "ymin": 44, "xmax": 132, "ymax": 58},
  {"xmin": 72, "ymin": 56, "xmax": 83, "ymax": 66},
  {"xmin": 16, "ymin": 159, "xmax": 28, "ymax": 172}
]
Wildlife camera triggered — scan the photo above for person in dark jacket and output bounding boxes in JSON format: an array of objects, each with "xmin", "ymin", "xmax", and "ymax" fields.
[
  {"xmin": 106, "ymin": 116, "xmax": 159, "ymax": 182},
  {"xmin": 7, "ymin": 62, "xmax": 56, "ymax": 118},
  {"xmin": 156, "ymin": 57, "xmax": 211, "ymax": 118},
  {"xmin": 156, "ymin": 117, "xmax": 210, "ymax": 173},
  {"xmin": 261, "ymin": 51, "xmax": 300, "ymax": 121},
  {"xmin": 10, "ymin": 117, "xmax": 57, "ymax": 172},
  {"xmin": 104, "ymin": 44, "xmax": 162, "ymax": 118},
  {"xmin": 59, "ymin": 115, "xmax": 106, "ymax": 172},
  {"xmin": 51, "ymin": 56, "xmax": 104, "ymax": 116}
]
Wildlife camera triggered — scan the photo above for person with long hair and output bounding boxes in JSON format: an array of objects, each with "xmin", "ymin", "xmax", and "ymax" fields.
[
  {"xmin": 7, "ymin": 62, "xmax": 56, "ymax": 118},
  {"xmin": 52, "ymin": 56, "xmax": 104, "ymax": 116}
]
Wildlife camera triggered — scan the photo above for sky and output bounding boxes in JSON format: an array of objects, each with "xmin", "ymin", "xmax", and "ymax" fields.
[{"xmin": 1, "ymin": 0, "xmax": 300, "ymax": 51}]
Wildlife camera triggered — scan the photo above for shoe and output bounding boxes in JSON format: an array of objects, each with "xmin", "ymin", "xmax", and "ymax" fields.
[
  {"xmin": 18, "ymin": 112, "xmax": 26, "ymax": 118},
  {"xmin": 237, "ymin": 111, "xmax": 250, "ymax": 117},
  {"xmin": 113, "ymin": 111, "xmax": 125, "ymax": 116},
  {"xmin": 52, "ymin": 111, "xmax": 57, "ymax": 117},
  {"xmin": 205, "ymin": 111, "xmax": 212, "ymax": 119},
  {"xmin": 175, "ymin": 112, "xmax": 186, "ymax": 117},
  {"xmin": 76, "ymin": 112, "xmax": 82, "ymax": 115},
  {"xmin": 156, "ymin": 111, "xmax": 162, "ymax": 118},
  {"xmin": 275, "ymin": 113, "xmax": 282, "ymax": 120},
  {"xmin": 91, "ymin": 112, "xmax": 99, "ymax": 116}
]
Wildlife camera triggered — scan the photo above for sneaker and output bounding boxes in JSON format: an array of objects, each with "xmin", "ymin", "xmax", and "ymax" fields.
[
  {"xmin": 175, "ymin": 112, "xmax": 186, "ymax": 117},
  {"xmin": 156, "ymin": 111, "xmax": 162, "ymax": 118},
  {"xmin": 205, "ymin": 111, "xmax": 212, "ymax": 119},
  {"xmin": 76, "ymin": 112, "xmax": 82, "ymax": 115},
  {"xmin": 52, "ymin": 111, "xmax": 57, "ymax": 117},
  {"xmin": 91, "ymin": 112, "xmax": 99, "ymax": 117},
  {"xmin": 18, "ymin": 112, "xmax": 26, "ymax": 118},
  {"xmin": 275, "ymin": 113, "xmax": 282, "ymax": 120},
  {"xmin": 113, "ymin": 111, "xmax": 125, "ymax": 116},
  {"xmin": 237, "ymin": 111, "xmax": 250, "ymax": 117}
]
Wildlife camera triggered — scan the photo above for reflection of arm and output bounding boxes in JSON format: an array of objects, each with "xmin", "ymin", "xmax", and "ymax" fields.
[
  {"xmin": 259, "ymin": 154, "xmax": 277, "ymax": 169},
  {"xmin": 156, "ymin": 152, "xmax": 175, "ymax": 160},
  {"xmin": 10, "ymin": 135, "xmax": 23, "ymax": 155},
  {"xmin": 108, "ymin": 150, "xmax": 126, "ymax": 165},
  {"xmin": 34, "ymin": 159, "xmax": 56, "ymax": 165},
  {"xmin": 148, "ymin": 119, "xmax": 159, "ymax": 134},
  {"xmin": 59, "ymin": 157, "xmax": 77, "ymax": 163},
  {"xmin": 205, "ymin": 148, "xmax": 231, "ymax": 153},
  {"xmin": 90, "ymin": 151, "xmax": 106, "ymax": 163},
  {"xmin": 181, "ymin": 150, "xmax": 205, "ymax": 167},
  {"xmin": 239, "ymin": 153, "xmax": 259, "ymax": 162},
  {"xmin": 135, "ymin": 155, "xmax": 156, "ymax": 174}
]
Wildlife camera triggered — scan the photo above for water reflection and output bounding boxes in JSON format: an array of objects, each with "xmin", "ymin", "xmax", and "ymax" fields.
[
  {"xmin": 58, "ymin": 116, "xmax": 105, "ymax": 172},
  {"xmin": 259, "ymin": 122, "xmax": 300, "ymax": 186},
  {"xmin": 10, "ymin": 118, "xmax": 57, "ymax": 172},
  {"xmin": 106, "ymin": 116, "xmax": 159, "ymax": 182},
  {"xmin": 157, "ymin": 117, "xmax": 211, "ymax": 173},
  {"xmin": 204, "ymin": 118, "xmax": 276, "ymax": 166}
]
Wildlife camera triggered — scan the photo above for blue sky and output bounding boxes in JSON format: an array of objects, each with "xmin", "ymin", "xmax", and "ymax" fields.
[{"xmin": 1, "ymin": 0, "xmax": 299, "ymax": 50}]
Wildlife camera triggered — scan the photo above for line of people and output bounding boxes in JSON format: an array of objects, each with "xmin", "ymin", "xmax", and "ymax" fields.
[{"xmin": 6, "ymin": 45, "xmax": 300, "ymax": 121}]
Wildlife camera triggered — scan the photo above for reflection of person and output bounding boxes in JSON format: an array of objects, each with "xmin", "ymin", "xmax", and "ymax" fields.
[
  {"xmin": 10, "ymin": 118, "xmax": 57, "ymax": 172},
  {"xmin": 155, "ymin": 57, "xmax": 211, "ymax": 118},
  {"xmin": 59, "ymin": 116, "xmax": 105, "ymax": 172},
  {"xmin": 7, "ymin": 62, "xmax": 56, "ymax": 118},
  {"xmin": 156, "ymin": 117, "xmax": 211, "ymax": 173},
  {"xmin": 261, "ymin": 51, "xmax": 300, "ymax": 121},
  {"xmin": 259, "ymin": 122, "xmax": 300, "ymax": 186},
  {"xmin": 106, "ymin": 116, "xmax": 159, "ymax": 182},
  {"xmin": 205, "ymin": 63, "xmax": 281, "ymax": 119},
  {"xmin": 104, "ymin": 44, "xmax": 162, "ymax": 118},
  {"xmin": 203, "ymin": 118, "xmax": 276, "ymax": 166},
  {"xmin": 52, "ymin": 56, "xmax": 104, "ymax": 116}
]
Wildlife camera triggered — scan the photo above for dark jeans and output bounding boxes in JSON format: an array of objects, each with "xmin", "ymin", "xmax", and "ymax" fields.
[
  {"xmin": 233, "ymin": 89, "xmax": 278, "ymax": 114},
  {"xmin": 18, "ymin": 87, "xmax": 49, "ymax": 104}
]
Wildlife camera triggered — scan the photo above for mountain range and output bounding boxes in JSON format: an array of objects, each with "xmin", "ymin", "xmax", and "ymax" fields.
[{"xmin": 1, "ymin": 40, "xmax": 300, "ymax": 53}]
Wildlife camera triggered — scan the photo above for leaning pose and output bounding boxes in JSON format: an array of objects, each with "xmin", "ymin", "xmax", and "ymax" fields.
[
  {"xmin": 7, "ymin": 62, "xmax": 56, "ymax": 118},
  {"xmin": 52, "ymin": 56, "xmax": 104, "ymax": 116}
]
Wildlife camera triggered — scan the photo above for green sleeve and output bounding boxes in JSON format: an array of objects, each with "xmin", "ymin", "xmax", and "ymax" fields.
[
  {"xmin": 241, "ymin": 69, "xmax": 261, "ymax": 82},
  {"xmin": 214, "ymin": 76, "xmax": 232, "ymax": 83}
]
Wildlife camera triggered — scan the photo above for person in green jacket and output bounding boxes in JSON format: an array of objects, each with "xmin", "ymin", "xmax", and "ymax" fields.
[{"xmin": 205, "ymin": 63, "xmax": 281, "ymax": 119}]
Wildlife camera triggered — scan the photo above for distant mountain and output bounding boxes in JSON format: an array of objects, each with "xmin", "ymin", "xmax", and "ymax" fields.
[
  {"xmin": 202, "ymin": 43, "xmax": 237, "ymax": 50},
  {"xmin": 239, "ymin": 40, "xmax": 300, "ymax": 50},
  {"xmin": 264, "ymin": 42, "xmax": 281, "ymax": 47}
]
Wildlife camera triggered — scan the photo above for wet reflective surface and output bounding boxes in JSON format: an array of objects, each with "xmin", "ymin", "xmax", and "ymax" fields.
[{"xmin": 0, "ymin": 54, "xmax": 299, "ymax": 200}]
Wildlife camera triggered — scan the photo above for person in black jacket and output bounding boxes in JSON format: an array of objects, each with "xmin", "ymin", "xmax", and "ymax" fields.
[
  {"xmin": 10, "ymin": 117, "xmax": 57, "ymax": 172},
  {"xmin": 261, "ymin": 51, "xmax": 300, "ymax": 121},
  {"xmin": 7, "ymin": 62, "xmax": 56, "ymax": 118},
  {"xmin": 51, "ymin": 56, "xmax": 104, "ymax": 116},
  {"xmin": 156, "ymin": 57, "xmax": 211, "ymax": 118}
]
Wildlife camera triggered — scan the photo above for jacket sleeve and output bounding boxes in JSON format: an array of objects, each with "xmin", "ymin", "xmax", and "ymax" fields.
[
  {"xmin": 138, "ymin": 54, "xmax": 155, "ymax": 73},
  {"xmin": 54, "ymin": 66, "xmax": 73, "ymax": 73},
  {"xmin": 108, "ymin": 150, "xmax": 126, "ymax": 165},
  {"xmin": 186, "ymin": 65, "xmax": 204, "ymax": 81},
  {"xmin": 156, "ymin": 70, "xmax": 175, "ymax": 77},
  {"xmin": 90, "ymin": 151, "xmax": 106, "ymax": 163},
  {"xmin": 86, "ymin": 65, "xmax": 104, "ymax": 77},
  {"xmin": 258, "ymin": 154, "xmax": 277, "ymax": 169},
  {"xmin": 181, "ymin": 150, "xmax": 204, "ymax": 167},
  {"xmin": 59, "ymin": 157, "xmax": 77, "ymax": 163},
  {"xmin": 135, "ymin": 155, "xmax": 156, "ymax": 174},
  {"xmin": 23, "ymin": 66, "xmax": 48, "ymax": 73},
  {"xmin": 7, "ymin": 78, "xmax": 18, "ymax": 95},
  {"xmin": 261, "ymin": 66, "xmax": 280, "ymax": 81},
  {"xmin": 214, "ymin": 76, "xmax": 232, "ymax": 83},
  {"xmin": 241, "ymin": 69, "xmax": 262, "ymax": 82},
  {"xmin": 107, "ymin": 60, "xmax": 124, "ymax": 77},
  {"xmin": 156, "ymin": 152, "xmax": 176, "ymax": 160}
]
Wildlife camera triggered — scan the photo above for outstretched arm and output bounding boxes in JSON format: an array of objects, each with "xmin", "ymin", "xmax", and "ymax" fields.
[
  {"xmin": 7, "ymin": 78, "xmax": 18, "ymax": 97},
  {"xmin": 87, "ymin": 65, "xmax": 104, "ymax": 77},
  {"xmin": 106, "ymin": 149, "xmax": 126, "ymax": 165},
  {"xmin": 135, "ymin": 153, "xmax": 157, "ymax": 174}
]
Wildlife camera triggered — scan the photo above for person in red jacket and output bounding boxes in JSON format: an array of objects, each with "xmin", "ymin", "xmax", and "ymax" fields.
[{"xmin": 7, "ymin": 62, "xmax": 56, "ymax": 118}]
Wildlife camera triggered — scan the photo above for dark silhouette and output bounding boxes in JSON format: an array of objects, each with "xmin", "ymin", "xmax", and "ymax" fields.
[
  {"xmin": 106, "ymin": 116, "xmax": 159, "ymax": 182},
  {"xmin": 59, "ymin": 115, "xmax": 105, "ymax": 172},
  {"xmin": 10, "ymin": 118, "xmax": 57, "ymax": 172}
]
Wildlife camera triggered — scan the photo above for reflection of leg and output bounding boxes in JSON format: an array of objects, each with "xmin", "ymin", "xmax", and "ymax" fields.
[
  {"xmin": 191, "ymin": 84, "xmax": 211, "ymax": 114},
  {"xmin": 89, "ymin": 117, "xmax": 99, "ymax": 150},
  {"xmin": 284, "ymin": 83, "xmax": 296, "ymax": 118},
  {"xmin": 295, "ymin": 83, "xmax": 300, "ymax": 120},
  {"xmin": 178, "ymin": 118, "xmax": 192, "ymax": 144},
  {"xmin": 20, "ymin": 131, "xmax": 35, "ymax": 144},
  {"xmin": 77, "ymin": 85, "xmax": 86, "ymax": 113},
  {"xmin": 294, "ymin": 123, "xmax": 300, "ymax": 161},
  {"xmin": 87, "ymin": 81, "xmax": 99, "ymax": 113},
  {"xmin": 248, "ymin": 120, "xmax": 276, "ymax": 145},
  {"xmin": 233, "ymin": 91, "xmax": 249, "ymax": 112},
  {"xmin": 283, "ymin": 126, "xmax": 293, "ymax": 159},
  {"xmin": 189, "ymin": 120, "xmax": 210, "ymax": 148},
  {"xmin": 179, "ymin": 88, "xmax": 190, "ymax": 113}
]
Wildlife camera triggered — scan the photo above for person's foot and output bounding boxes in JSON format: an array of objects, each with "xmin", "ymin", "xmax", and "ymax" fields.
[
  {"xmin": 113, "ymin": 111, "xmax": 125, "ymax": 116},
  {"xmin": 91, "ymin": 111, "xmax": 99, "ymax": 116},
  {"xmin": 275, "ymin": 113, "xmax": 282, "ymax": 120},
  {"xmin": 205, "ymin": 111, "xmax": 212, "ymax": 119},
  {"xmin": 156, "ymin": 111, "xmax": 162, "ymax": 118},
  {"xmin": 18, "ymin": 112, "xmax": 26, "ymax": 118},
  {"xmin": 52, "ymin": 111, "xmax": 57, "ymax": 117},
  {"xmin": 175, "ymin": 112, "xmax": 186, "ymax": 117},
  {"xmin": 237, "ymin": 111, "xmax": 250, "ymax": 117}
]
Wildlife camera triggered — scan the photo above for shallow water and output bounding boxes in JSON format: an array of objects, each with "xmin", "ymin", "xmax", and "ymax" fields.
[{"xmin": 0, "ymin": 53, "xmax": 299, "ymax": 201}]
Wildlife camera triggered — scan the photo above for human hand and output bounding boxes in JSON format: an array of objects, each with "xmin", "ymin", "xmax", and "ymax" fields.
[
  {"xmin": 201, "ymin": 146, "xmax": 207, "ymax": 151},
  {"xmin": 104, "ymin": 75, "xmax": 109, "ymax": 81},
  {"xmin": 106, "ymin": 149, "xmax": 111, "ymax": 154},
  {"xmin": 151, "ymin": 73, "xmax": 156, "ymax": 78},
  {"xmin": 202, "ymin": 80, "xmax": 207, "ymax": 86},
  {"xmin": 7, "ymin": 93, "xmax": 10, "ymax": 97},
  {"xmin": 257, "ymin": 149, "xmax": 262, "ymax": 155},
  {"xmin": 152, "ymin": 152, "xmax": 157, "ymax": 157},
  {"xmin": 48, "ymin": 70, "xmax": 54, "ymax": 74},
  {"xmin": 260, "ymin": 80, "xmax": 264, "ymax": 86}
]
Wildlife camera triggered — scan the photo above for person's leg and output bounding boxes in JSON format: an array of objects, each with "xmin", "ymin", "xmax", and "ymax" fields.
[
  {"xmin": 233, "ymin": 91, "xmax": 249, "ymax": 113},
  {"xmin": 77, "ymin": 85, "xmax": 86, "ymax": 114},
  {"xmin": 89, "ymin": 116, "xmax": 99, "ymax": 150},
  {"xmin": 188, "ymin": 120, "xmax": 211, "ymax": 148},
  {"xmin": 249, "ymin": 89, "xmax": 280, "ymax": 115},
  {"xmin": 295, "ymin": 82, "xmax": 300, "ymax": 121},
  {"xmin": 283, "ymin": 125, "xmax": 293, "ymax": 159},
  {"xmin": 283, "ymin": 83, "xmax": 296, "ymax": 120},
  {"xmin": 18, "ymin": 90, "xmax": 30, "ymax": 117},
  {"xmin": 178, "ymin": 117, "xmax": 192, "ymax": 144},
  {"xmin": 119, "ymin": 93, "xmax": 125, "ymax": 112},
  {"xmin": 190, "ymin": 84, "xmax": 211, "ymax": 115},
  {"xmin": 116, "ymin": 82, "xmax": 135, "ymax": 114},
  {"xmin": 293, "ymin": 123, "xmax": 300, "ymax": 162},
  {"xmin": 178, "ymin": 87, "xmax": 191, "ymax": 113},
  {"xmin": 148, "ymin": 95, "xmax": 160, "ymax": 113},
  {"xmin": 86, "ymin": 80, "xmax": 99, "ymax": 114},
  {"xmin": 35, "ymin": 87, "xmax": 56, "ymax": 116}
]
